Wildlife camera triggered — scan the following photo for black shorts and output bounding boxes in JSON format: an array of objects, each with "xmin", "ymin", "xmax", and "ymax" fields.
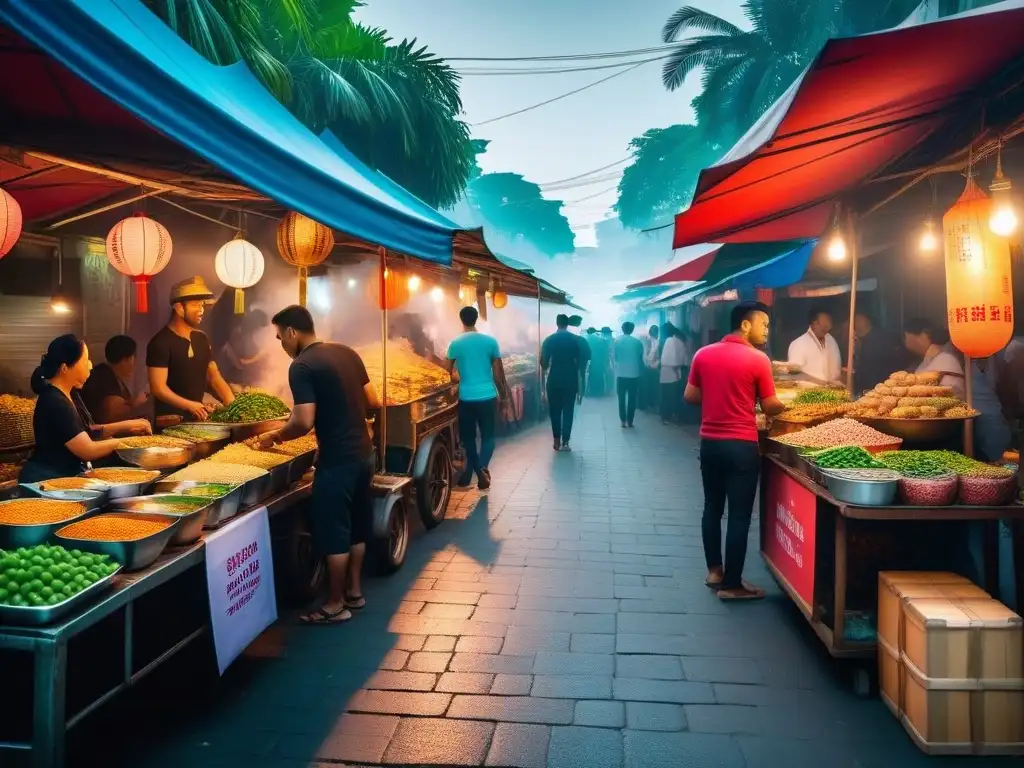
[{"xmin": 310, "ymin": 454, "xmax": 375, "ymax": 556}]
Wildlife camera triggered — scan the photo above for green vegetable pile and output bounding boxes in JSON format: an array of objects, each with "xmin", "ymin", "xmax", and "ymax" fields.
[
  {"xmin": 164, "ymin": 424, "xmax": 226, "ymax": 443},
  {"xmin": 179, "ymin": 483, "xmax": 236, "ymax": 499},
  {"xmin": 794, "ymin": 388, "xmax": 849, "ymax": 405},
  {"xmin": 930, "ymin": 450, "xmax": 1014, "ymax": 479},
  {"xmin": 809, "ymin": 445, "xmax": 886, "ymax": 470},
  {"xmin": 0, "ymin": 544, "xmax": 118, "ymax": 608},
  {"xmin": 876, "ymin": 451, "xmax": 949, "ymax": 478},
  {"xmin": 208, "ymin": 392, "xmax": 289, "ymax": 424}
]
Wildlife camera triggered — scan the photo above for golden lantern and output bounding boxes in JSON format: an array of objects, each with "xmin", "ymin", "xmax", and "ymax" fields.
[
  {"xmin": 276, "ymin": 211, "xmax": 334, "ymax": 306},
  {"xmin": 1, "ymin": 186, "xmax": 22, "ymax": 259},
  {"xmin": 367, "ymin": 267, "xmax": 410, "ymax": 310},
  {"xmin": 492, "ymin": 290, "xmax": 509, "ymax": 309},
  {"xmin": 105, "ymin": 213, "xmax": 173, "ymax": 313},
  {"xmin": 458, "ymin": 282, "xmax": 476, "ymax": 303},
  {"xmin": 215, "ymin": 234, "xmax": 265, "ymax": 314},
  {"xmin": 943, "ymin": 177, "xmax": 1014, "ymax": 358}
]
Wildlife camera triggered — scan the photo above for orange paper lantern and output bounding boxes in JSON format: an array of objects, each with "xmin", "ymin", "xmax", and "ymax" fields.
[
  {"xmin": 943, "ymin": 177, "xmax": 1014, "ymax": 358},
  {"xmin": 492, "ymin": 290, "xmax": 509, "ymax": 309},
  {"xmin": 368, "ymin": 268, "xmax": 410, "ymax": 310},
  {"xmin": 105, "ymin": 213, "xmax": 173, "ymax": 313},
  {"xmin": 276, "ymin": 211, "xmax": 334, "ymax": 306},
  {"xmin": 1, "ymin": 186, "xmax": 22, "ymax": 259}
]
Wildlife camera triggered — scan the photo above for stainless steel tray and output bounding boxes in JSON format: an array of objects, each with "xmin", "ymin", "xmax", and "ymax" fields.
[
  {"xmin": 240, "ymin": 473, "xmax": 275, "ymax": 507},
  {"xmin": 19, "ymin": 481, "xmax": 110, "ymax": 510},
  {"xmin": 55, "ymin": 512, "xmax": 181, "ymax": 571},
  {"xmin": 267, "ymin": 462, "xmax": 291, "ymax": 497},
  {"xmin": 821, "ymin": 470, "xmax": 898, "ymax": 507},
  {"xmin": 287, "ymin": 450, "xmax": 316, "ymax": 484},
  {"xmin": 116, "ymin": 444, "xmax": 194, "ymax": 470},
  {"xmin": 150, "ymin": 481, "xmax": 244, "ymax": 527},
  {"xmin": 0, "ymin": 565, "xmax": 122, "ymax": 626},
  {"xmin": 81, "ymin": 470, "xmax": 161, "ymax": 500},
  {"xmin": 0, "ymin": 498, "xmax": 94, "ymax": 548},
  {"xmin": 203, "ymin": 417, "xmax": 290, "ymax": 442},
  {"xmin": 106, "ymin": 495, "xmax": 213, "ymax": 545}
]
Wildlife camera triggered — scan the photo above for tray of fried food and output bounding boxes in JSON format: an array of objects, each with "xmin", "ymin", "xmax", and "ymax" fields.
[{"xmin": 774, "ymin": 402, "xmax": 844, "ymax": 424}]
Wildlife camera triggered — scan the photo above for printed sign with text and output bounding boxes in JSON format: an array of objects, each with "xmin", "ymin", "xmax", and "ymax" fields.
[{"xmin": 762, "ymin": 466, "xmax": 817, "ymax": 609}]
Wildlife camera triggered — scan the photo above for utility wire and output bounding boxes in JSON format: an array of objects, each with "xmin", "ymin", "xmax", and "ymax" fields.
[
  {"xmin": 455, "ymin": 53, "xmax": 673, "ymax": 76},
  {"xmin": 541, "ymin": 172, "xmax": 624, "ymax": 192},
  {"xmin": 446, "ymin": 44, "xmax": 676, "ymax": 62},
  {"xmin": 471, "ymin": 61, "xmax": 649, "ymax": 127},
  {"xmin": 562, "ymin": 186, "xmax": 620, "ymax": 205},
  {"xmin": 537, "ymin": 157, "xmax": 631, "ymax": 187}
]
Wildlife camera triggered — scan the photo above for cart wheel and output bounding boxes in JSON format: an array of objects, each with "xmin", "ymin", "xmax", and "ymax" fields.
[
  {"xmin": 277, "ymin": 508, "xmax": 326, "ymax": 603},
  {"xmin": 374, "ymin": 497, "xmax": 409, "ymax": 574},
  {"xmin": 415, "ymin": 439, "xmax": 452, "ymax": 530}
]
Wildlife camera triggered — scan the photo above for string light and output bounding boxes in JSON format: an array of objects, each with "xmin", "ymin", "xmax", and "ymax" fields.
[
  {"xmin": 989, "ymin": 141, "xmax": 1018, "ymax": 237},
  {"xmin": 919, "ymin": 219, "xmax": 938, "ymax": 253},
  {"xmin": 827, "ymin": 231, "xmax": 847, "ymax": 262}
]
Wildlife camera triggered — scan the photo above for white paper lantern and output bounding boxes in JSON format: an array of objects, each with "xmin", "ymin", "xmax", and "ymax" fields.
[
  {"xmin": 1, "ymin": 186, "xmax": 22, "ymax": 259},
  {"xmin": 105, "ymin": 213, "xmax": 173, "ymax": 312},
  {"xmin": 215, "ymin": 235, "xmax": 265, "ymax": 313}
]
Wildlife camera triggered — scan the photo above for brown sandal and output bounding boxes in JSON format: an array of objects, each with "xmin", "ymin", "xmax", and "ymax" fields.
[{"xmin": 718, "ymin": 583, "xmax": 766, "ymax": 601}]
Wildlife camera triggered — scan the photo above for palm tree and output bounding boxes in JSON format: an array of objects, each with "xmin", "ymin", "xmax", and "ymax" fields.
[{"xmin": 145, "ymin": 0, "xmax": 473, "ymax": 208}]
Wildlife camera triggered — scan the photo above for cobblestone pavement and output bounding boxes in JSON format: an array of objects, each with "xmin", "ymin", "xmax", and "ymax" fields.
[{"xmin": 75, "ymin": 402, "xmax": 1019, "ymax": 767}]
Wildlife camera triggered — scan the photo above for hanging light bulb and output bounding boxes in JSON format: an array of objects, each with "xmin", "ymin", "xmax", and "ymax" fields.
[
  {"xmin": 430, "ymin": 286, "xmax": 444, "ymax": 303},
  {"xmin": 989, "ymin": 141, "xmax": 1018, "ymax": 237},
  {"xmin": 347, "ymin": 278, "xmax": 357, "ymax": 289},
  {"xmin": 408, "ymin": 275, "xmax": 422, "ymax": 292},
  {"xmin": 50, "ymin": 248, "xmax": 72, "ymax": 314},
  {"xmin": 919, "ymin": 218, "xmax": 938, "ymax": 253},
  {"xmin": 827, "ymin": 231, "xmax": 847, "ymax": 262}
]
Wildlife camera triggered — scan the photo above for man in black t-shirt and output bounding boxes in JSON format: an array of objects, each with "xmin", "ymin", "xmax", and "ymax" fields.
[
  {"xmin": 541, "ymin": 315, "xmax": 585, "ymax": 451},
  {"xmin": 81, "ymin": 335, "xmax": 149, "ymax": 423},
  {"xmin": 260, "ymin": 305, "xmax": 380, "ymax": 625},
  {"xmin": 147, "ymin": 277, "xmax": 235, "ymax": 422}
]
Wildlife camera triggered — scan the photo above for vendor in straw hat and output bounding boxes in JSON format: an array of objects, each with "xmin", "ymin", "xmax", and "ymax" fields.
[{"xmin": 146, "ymin": 276, "xmax": 235, "ymax": 422}]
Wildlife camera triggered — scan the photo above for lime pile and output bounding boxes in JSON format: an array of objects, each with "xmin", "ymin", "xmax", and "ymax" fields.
[{"xmin": 0, "ymin": 544, "xmax": 119, "ymax": 608}]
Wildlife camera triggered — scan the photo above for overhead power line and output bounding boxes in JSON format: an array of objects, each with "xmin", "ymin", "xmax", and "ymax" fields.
[
  {"xmin": 541, "ymin": 171, "xmax": 623, "ymax": 193},
  {"xmin": 537, "ymin": 157, "xmax": 631, "ymax": 187},
  {"xmin": 471, "ymin": 61, "xmax": 649, "ymax": 127},
  {"xmin": 455, "ymin": 53, "xmax": 673, "ymax": 76},
  {"xmin": 446, "ymin": 44, "xmax": 676, "ymax": 63},
  {"xmin": 562, "ymin": 186, "xmax": 620, "ymax": 205}
]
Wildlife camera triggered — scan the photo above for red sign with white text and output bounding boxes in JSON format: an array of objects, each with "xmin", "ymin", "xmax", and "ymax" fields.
[{"xmin": 762, "ymin": 465, "xmax": 816, "ymax": 609}]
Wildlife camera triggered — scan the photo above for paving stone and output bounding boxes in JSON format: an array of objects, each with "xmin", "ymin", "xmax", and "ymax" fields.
[
  {"xmin": 531, "ymin": 674, "xmax": 612, "ymax": 699},
  {"xmin": 381, "ymin": 717, "xmax": 494, "ymax": 765},
  {"xmin": 547, "ymin": 726, "xmax": 623, "ymax": 768},
  {"xmin": 436, "ymin": 672, "xmax": 495, "ymax": 694},
  {"xmin": 450, "ymin": 653, "xmax": 535, "ymax": 674},
  {"xmin": 407, "ymin": 651, "xmax": 452, "ymax": 673},
  {"xmin": 501, "ymin": 628, "xmax": 571, "ymax": 655},
  {"xmin": 447, "ymin": 695, "xmax": 575, "ymax": 725},
  {"xmin": 456, "ymin": 636, "xmax": 504, "ymax": 654},
  {"xmin": 379, "ymin": 649, "xmax": 410, "ymax": 671},
  {"xmin": 403, "ymin": 589, "xmax": 482, "ymax": 605},
  {"xmin": 683, "ymin": 705, "xmax": 760, "ymax": 734},
  {"xmin": 423, "ymin": 635, "xmax": 458, "ymax": 653},
  {"xmin": 616, "ymin": 633, "xmax": 750, "ymax": 657},
  {"xmin": 346, "ymin": 690, "xmax": 451, "ymax": 716},
  {"xmin": 623, "ymin": 731, "xmax": 746, "ymax": 768},
  {"xmin": 625, "ymin": 702, "xmax": 687, "ymax": 732},
  {"xmin": 491, "ymin": 674, "xmax": 533, "ymax": 695},
  {"xmin": 570, "ymin": 634, "xmax": 616, "ymax": 654},
  {"xmin": 613, "ymin": 678, "xmax": 715, "ymax": 704},
  {"xmin": 681, "ymin": 657, "xmax": 763, "ymax": 685},
  {"xmin": 478, "ymin": 593, "xmax": 518, "ymax": 609},
  {"xmin": 534, "ymin": 652, "xmax": 615, "ymax": 675},
  {"xmin": 485, "ymin": 723, "xmax": 551, "ymax": 768},
  {"xmin": 615, "ymin": 655, "xmax": 683, "ymax": 680},
  {"xmin": 397, "ymin": 600, "xmax": 424, "ymax": 614},
  {"xmin": 574, "ymin": 700, "xmax": 625, "ymax": 728},
  {"xmin": 274, "ymin": 714, "xmax": 399, "ymax": 764},
  {"xmin": 421, "ymin": 603, "xmax": 476, "ymax": 619},
  {"xmin": 365, "ymin": 671, "xmax": 438, "ymax": 692}
]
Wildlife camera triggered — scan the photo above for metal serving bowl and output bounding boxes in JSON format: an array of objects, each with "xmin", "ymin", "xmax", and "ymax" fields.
[
  {"xmin": 204, "ymin": 417, "xmax": 290, "ymax": 442},
  {"xmin": 0, "ymin": 498, "xmax": 94, "ymax": 548},
  {"xmin": 20, "ymin": 481, "xmax": 110, "ymax": 511},
  {"xmin": 55, "ymin": 512, "xmax": 182, "ymax": 571},
  {"xmin": 854, "ymin": 415, "xmax": 974, "ymax": 444},
  {"xmin": 107, "ymin": 495, "xmax": 214, "ymax": 545},
  {"xmin": 116, "ymin": 444, "xmax": 195, "ymax": 471},
  {"xmin": 0, "ymin": 565, "xmax": 122, "ymax": 626},
  {"xmin": 149, "ymin": 480, "xmax": 244, "ymax": 527},
  {"xmin": 81, "ymin": 470, "xmax": 161, "ymax": 500},
  {"xmin": 822, "ymin": 470, "xmax": 899, "ymax": 507}
]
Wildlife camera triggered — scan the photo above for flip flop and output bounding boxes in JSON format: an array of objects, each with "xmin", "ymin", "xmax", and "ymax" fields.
[
  {"xmin": 704, "ymin": 576, "xmax": 723, "ymax": 589},
  {"xmin": 300, "ymin": 606, "xmax": 352, "ymax": 625},
  {"xmin": 718, "ymin": 584, "xmax": 766, "ymax": 601},
  {"xmin": 345, "ymin": 593, "xmax": 366, "ymax": 610}
]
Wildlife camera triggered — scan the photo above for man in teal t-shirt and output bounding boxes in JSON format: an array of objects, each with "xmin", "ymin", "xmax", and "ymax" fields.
[{"xmin": 445, "ymin": 306, "xmax": 509, "ymax": 489}]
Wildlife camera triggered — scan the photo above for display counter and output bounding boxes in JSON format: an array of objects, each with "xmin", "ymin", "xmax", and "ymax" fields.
[{"xmin": 759, "ymin": 456, "xmax": 1024, "ymax": 661}]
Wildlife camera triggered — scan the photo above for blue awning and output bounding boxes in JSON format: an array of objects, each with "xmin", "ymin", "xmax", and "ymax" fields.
[{"xmin": 0, "ymin": 0, "xmax": 455, "ymax": 265}]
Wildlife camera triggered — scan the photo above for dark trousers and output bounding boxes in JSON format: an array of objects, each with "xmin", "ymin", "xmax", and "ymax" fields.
[
  {"xmin": 616, "ymin": 377, "xmax": 639, "ymax": 424},
  {"xmin": 699, "ymin": 438, "xmax": 761, "ymax": 589},
  {"xmin": 639, "ymin": 368, "xmax": 659, "ymax": 411},
  {"xmin": 547, "ymin": 386, "xmax": 577, "ymax": 442},
  {"xmin": 458, "ymin": 398, "xmax": 496, "ymax": 475},
  {"xmin": 660, "ymin": 380, "xmax": 682, "ymax": 423}
]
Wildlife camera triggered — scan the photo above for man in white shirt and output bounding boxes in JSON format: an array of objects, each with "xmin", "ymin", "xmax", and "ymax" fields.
[
  {"xmin": 660, "ymin": 324, "xmax": 687, "ymax": 424},
  {"xmin": 788, "ymin": 307, "xmax": 843, "ymax": 386},
  {"xmin": 639, "ymin": 325, "xmax": 660, "ymax": 412}
]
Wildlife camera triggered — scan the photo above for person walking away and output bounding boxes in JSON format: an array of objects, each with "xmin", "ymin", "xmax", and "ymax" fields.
[
  {"xmin": 659, "ymin": 325, "xmax": 686, "ymax": 425},
  {"xmin": 641, "ymin": 324, "xmax": 660, "ymax": 412},
  {"xmin": 902, "ymin": 318, "xmax": 965, "ymax": 399},
  {"xmin": 851, "ymin": 313, "xmax": 903, "ymax": 394},
  {"xmin": 613, "ymin": 322, "xmax": 644, "ymax": 428},
  {"xmin": 80, "ymin": 335, "xmax": 150, "ymax": 424},
  {"xmin": 445, "ymin": 306, "xmax": 509, "ymax": 490},
  {"xmin": 541, "ymin": 314, "xmax": 584, "ymax": 451},
  {"xmin": 260, "ymin": 306, "xmax": 379, "ymax": 625},
  {"xmin": 600, "ymin": 327, "xmax": 615, "ymax": 395},
  {"xmin": 685, "ymin": 301, "xmax": 786, "ymax": 601},
  {"xmin": 568, "ymin": 315, "xmax": 592, "ymax": 395},
  {"xmin": 787, "ymin": 307, "xmax": 843, "ymax": 387}
]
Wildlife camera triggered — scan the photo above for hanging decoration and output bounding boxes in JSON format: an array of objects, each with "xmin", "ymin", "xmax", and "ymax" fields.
[
  {"xmin": 276, "ymin": 211, "xmax": 334, "ymax": 306},
  {"xmin": 1, "ymin": 186, "xmax": 23, "ymax": 259},
  {"xmin": 458, "ymin": 282, "xmax": 477, "ymax": 303},
  {"xmin": 105, "ymin": 212, "xmax": 173, "ymax": 313},
  {"xmin": 988, "ymin": 140, "xmax": 1018, "ymax": 238},
  {"xmin": 492, "ymin": 289, "xmax": 509, "ymax": 309},
  {"xmin": 368, "ymin": 266, "xmax": 410, "ymax": 310},
  {"xmin": 943, "ymin": 176, "xmax": 1014, "ymax": 358},
  {"xmin": 215, "ymin": 233, "xmax": 265, "ymax": 314}
]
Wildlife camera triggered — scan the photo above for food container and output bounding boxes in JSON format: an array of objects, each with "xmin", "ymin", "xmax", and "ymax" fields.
[
  {"xmin": 958, "ymin": 475, "xmax": 1017, "ymax": 506},
  {"xmin": 240, "ymin": 473, "xmax": 274, "ymax": 507},
  {"xmin": 899, "ymin": 474, "xmax": 959, "ymax": 507},
  {"xmin": 822, "ymin": 470, "xmax": 898, "ymax": 506},
  {"xmin": 205, "ymin": 417, "xmax": 289, "ymax": 442},
  {"xmin": 116, "ymin": 444, "xmax": 195, "ymax": 471},
  {"xmin": 0, "ymin": 565, "xmax": 122, "ymax": 626},
  {"xmin": 855, "ymin": 415, "xmax": 974, "ymax": 444},
  {"xmin": 107, "ymin": 495, "xmax": 213, "ymax": 545},
  {"xmin": 55, "ymin": 512, "xmax": 181, "ymax": 571},
  {"xmin": 150, "ymin": 480, "xmax": 244, "ymax": 527},
  {"xmin": 288, "ymin": 450, "xmax": 316, "ymax": 484},
  {"xmin": 796, "ymin": 455, "xmax": 826, "ymax": 486},
  {"xmin": 81, "ymin": 469, "xmax": 160, "ymax": 500},
  {"xmin": 266, "ymin": 461, "xmax": 291, "ymax": 497},
  {"xmin": 19, "ymin": 481, "xmax": 110, "ymax": 510},
  {"xmin": 0, "ymin": 498, "xmax": 93, "ymax": 548}
]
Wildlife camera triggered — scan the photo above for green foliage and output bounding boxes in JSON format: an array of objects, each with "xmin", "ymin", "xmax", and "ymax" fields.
[
  {"xmin": 466, "ymin": 172, "xmax": 575, "ymax": 257},
  {"xmin": 145, "ymin": 0, "xmax": 474, "ymax": 208}
]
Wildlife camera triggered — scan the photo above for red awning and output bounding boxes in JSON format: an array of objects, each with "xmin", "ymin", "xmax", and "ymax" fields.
[
  {"xmin": 673, "ymin": 2, "xmax": 1024, "ymax": 249},
  {"xmin": 627, "ymin": 246, "xmax": 721, "ymax": 288}
]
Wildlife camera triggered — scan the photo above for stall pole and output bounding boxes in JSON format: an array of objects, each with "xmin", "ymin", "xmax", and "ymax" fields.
[
  {"xmin": 378, "ymin": 247, "xmax": 389, "ymax": 472},
  {"xmin": 536, "ymin": 286, "xmax": 543, "ymax": 422},
  {"xmin": 845, "ymin": 211, "xmax": 860, "ymax": 395},
  {"xmin": 964, "ymin": 355, "xmax": 975, "ymax": 457}
]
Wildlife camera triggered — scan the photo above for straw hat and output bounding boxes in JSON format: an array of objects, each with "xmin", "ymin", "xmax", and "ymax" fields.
[{"xmin": 169, "ymin": 276, "xmax": 215, "ymax": 305}]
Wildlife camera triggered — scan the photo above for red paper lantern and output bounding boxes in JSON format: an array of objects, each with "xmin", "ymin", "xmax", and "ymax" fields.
[
  {"xmin": 1, "ymin": 186, "xmax": 22, "ymax": 259},
  {"xmin": 105, "ymin": 213, "xmax": 173, "ymax": 313},
  {"xmin": 943, "ymin": 177, "xmax": 1014, "ymax": 358}
]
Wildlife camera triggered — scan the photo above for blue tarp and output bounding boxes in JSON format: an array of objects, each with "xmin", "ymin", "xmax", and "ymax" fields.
[{"xmin": 0, "ymin": 0, "xmax": 455, "ymax": 265}]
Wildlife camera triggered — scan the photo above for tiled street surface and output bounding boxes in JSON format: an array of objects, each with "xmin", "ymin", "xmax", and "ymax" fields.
[{"xmin": 73, "ymin": 403, "xmax": 1019, "ymax": 767}]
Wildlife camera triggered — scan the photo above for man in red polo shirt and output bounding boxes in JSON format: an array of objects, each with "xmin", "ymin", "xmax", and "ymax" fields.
[{"xmin": 685, "ymin": 301, "xmax": 785, "ymax": 601}]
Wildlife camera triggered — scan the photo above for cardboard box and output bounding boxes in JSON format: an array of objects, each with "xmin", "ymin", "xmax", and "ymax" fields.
[
  {"xmin": 877, "ymin": 575, "xmax": 987, "ymax": 654},
  {"xmin": 878, "ymin": 634, "xmax": 901, "ymax": 717}
]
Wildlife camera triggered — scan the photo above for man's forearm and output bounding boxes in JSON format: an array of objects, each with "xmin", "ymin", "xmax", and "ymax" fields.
[{"xmin": 278, "ymin": 415, "xmax": 310, "ymax": 442}]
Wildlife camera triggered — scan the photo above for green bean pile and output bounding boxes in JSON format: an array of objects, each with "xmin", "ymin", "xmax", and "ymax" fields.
[
  {"xmin": 208, "ymin": 392, "xmax": 289, "ymax": 424},
  {"xmin": 809, "ymin": 446, "xmax": 886, "ymax": 470},
  {"xmin": 794, "ymin": 388, "xmax": 849, "ymax": 406},
  {"xmin": 875, "ymin": 451, "xmax": 949, "ymax": 478},
  {"xmin": 930, "ymin": 450, "xmax": 1014, "ymax": 479}
]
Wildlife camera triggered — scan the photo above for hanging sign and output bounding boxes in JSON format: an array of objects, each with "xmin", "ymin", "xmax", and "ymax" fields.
[{"xmin": 204, "ymin": 506, "xmax": 277, "ymax": 674}]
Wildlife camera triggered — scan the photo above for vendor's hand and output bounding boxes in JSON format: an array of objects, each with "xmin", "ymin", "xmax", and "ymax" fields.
[
  {"xmin": 127, "ymin": 419, "xmax": 153, "ymax": 436},
  {"xmin": 184, "ymin": 401, "xmax": 210, "ymax": 421},
  {"xmin": 257, "ymin": 430, "xmax": 282, "ymax": 450}
]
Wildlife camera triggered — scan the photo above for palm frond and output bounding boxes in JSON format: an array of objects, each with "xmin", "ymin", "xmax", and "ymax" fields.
[
  {"xmin": 662, "ymin": 6, "xmax": 743, "ymax": 42},
  {"xmin": 145, "ymin": 0, "xmax": 243, "ymax": 64},
  {"xmin": 661, "ymin": 33, "xmax": 753, "ymax": 91}
]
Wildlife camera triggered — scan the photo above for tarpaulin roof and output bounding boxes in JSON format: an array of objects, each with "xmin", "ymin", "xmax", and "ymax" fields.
[
  {"xmin": 0, "ymin": 0, "xmax": 457, "ymax": 264},
  {"xmin": 627, "ymin": 245, "xmax": 721, "ymax": 289},
  {"xmin": 672, "ymin": 0, "xmax": 1024, "ymax": 249}
]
